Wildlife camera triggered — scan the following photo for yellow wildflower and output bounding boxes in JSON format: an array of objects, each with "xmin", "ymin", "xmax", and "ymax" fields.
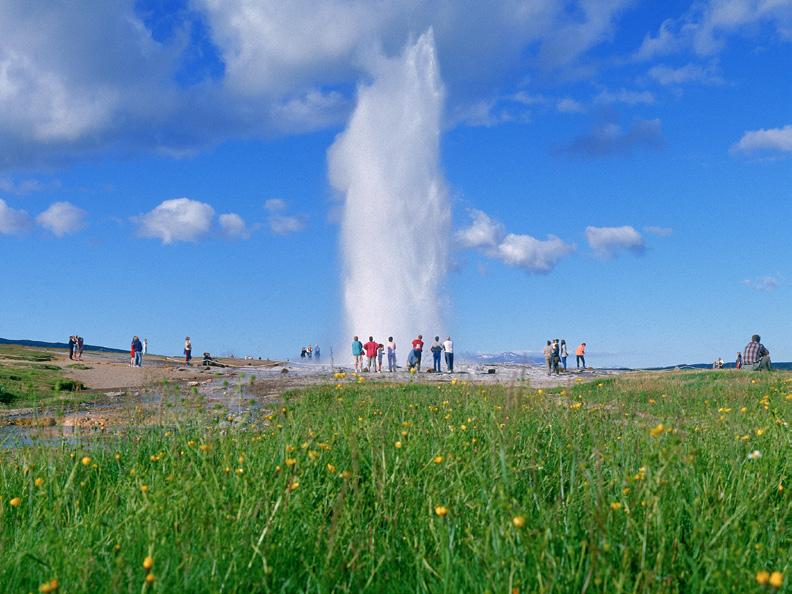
[
  {"xmin": 610, "ymin": 502, "xmax": 622, "ymax": 511},
  {"xmin": 9, "ymin": 497, "xmax": 21, "ymax": 507},
  {"xmin": 285, "ymin": 458, "xmax": 297, "ymax": 467},
  {"xmin": 81, "ymin": 456, "xmax": 91, "ymax": 466},
  {"xmin": 769, "ymin": 571, "xmax": 784, "ymax": 588},
  {"xmin": 433, "ymin": 456, "xmax": 444, "ymax": 464},
  {"xmin": 145, "ymin": 573, "xmax": 155, "ymax": 584},
  {"xmin": 649, "ymin": 423, "xmax": 665, "ymax": 438},
  {"xmin": 757, "ymin": 571, "xmax": 770, "ymax": 585},
  {"xmin": 326, "ymin": 464, "xmax": 336, "ymax": 474},
  {"xmin": 434, "ymin": 505, "xmax": 448, "ymax": 517},
  {"xmin": 394, "ymin": 441, "xmax": 402, "ymax": 449},
  {"xmin": 34, "ymin": 478, "xmax": 44, "ymax": 488},
  {"xmin": 143, "ymin": 556, "xmax": 154, "ymax": 570},
  {"xmin": 512, "ymin": 515, "xmax": 525, "ymax": 528}
]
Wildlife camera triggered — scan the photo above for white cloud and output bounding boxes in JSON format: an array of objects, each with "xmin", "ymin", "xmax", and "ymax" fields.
[
  {"xmin": 742, "ymin": 275, "xmax": 780, "ymax": 292},
  {"xmin": 456, "ymin": 209, "xmax": 574, "ymax": 273},
  {"xmin": 218, "ymin": 213, "xmax": 250, "ymax": 240},
  {"xmin": 644, "ymin": 225, "xmax": 673, "ymax": 237},
  {"xmin": 563, "ymin": 119, "xmax": 664, "ymax": 157},
  {"xmin": 731, "ymin": 124, "xmax": 792, "ymax": 156},
  {"xmin": 263, "ymin": 198, "xmax": 305, "ymax": 234},
  {"xmin": 36, "ymin": 201, "xmax": 86, "ymax": 237},
  {"xmin": 635, "ymin": 1, "xmax": 792, "ymax": 59},
  {"xmin": 594, "ymin": 88, "xmax": 655, "ymax": 105},
  {"xmin": 556, "ymin": 97, "xmax": 585, "ymax": 113},
  {"xmin": 455, "ymin": 209, "xmax": 504, "ymax": 249},
  {"xmin": 0, "ymin": 198, "xmax": 31, "ymax": 235},
  {"xmin": 647, "ymin": 62, "xmax": 721, "ymax": 86},
  {"xmin": 268, "ymin": 214, "xmax": 305, "ymax": 235},
  {"xmin": 135, "ymin": 198, "xmax": 215, "ymax": 244},
  {"xmin": 585, "ymin": 225, "xmax": 645, "ymax": 258},
  {"xmin": 496, "ymin": 233, "xmax": 576, "ymax": 273},
  {"xmin": 264, "ymin": 198, "xmax": 287, "ymax": 212},
  {"xmin": 0, "ymin": 177, "xmax": 59, "ymax": 195}
]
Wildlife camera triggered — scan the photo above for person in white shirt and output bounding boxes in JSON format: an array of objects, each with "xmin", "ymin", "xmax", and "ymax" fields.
[
  {"xmin": 442, "ymin": 336, "xmax": 454, "ymax": 373},
  {"xmin": 386, "ymin": 337, "xmax": 397, "ymax": 372}
]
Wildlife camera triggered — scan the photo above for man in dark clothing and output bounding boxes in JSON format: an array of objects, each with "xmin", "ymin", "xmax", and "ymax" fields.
[
  {"xmin": 132, "ymin": 336, "xmax": 144, "ymax": 367},
  {"xmin": 742, "ymin": 334, "xmax": 771, "ymax": 371},
  {"xmin": 68, "ymin": 336, "xmax": 76, "ymax": 360}
]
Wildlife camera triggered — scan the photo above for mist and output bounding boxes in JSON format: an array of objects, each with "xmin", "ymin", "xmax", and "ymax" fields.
[{"xmin": 328, "ymin": 30, "xmax": 450, "ymax": 354}]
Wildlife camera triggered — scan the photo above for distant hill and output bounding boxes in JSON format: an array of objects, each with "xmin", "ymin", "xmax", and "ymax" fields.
[{"xmin": 0, "ymin": 337, "xmax": 128, "ymax": 354}]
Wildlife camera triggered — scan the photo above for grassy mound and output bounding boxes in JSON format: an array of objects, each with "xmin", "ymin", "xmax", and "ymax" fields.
[{"xmin": 0, "ymin": 372, "xmax": 789, "ymax": 592}]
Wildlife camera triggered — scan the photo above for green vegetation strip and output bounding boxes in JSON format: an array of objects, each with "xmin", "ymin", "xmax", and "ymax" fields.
[{"xmin": 0, "ymin": 372, "xmax": 789, "ymax": 593}]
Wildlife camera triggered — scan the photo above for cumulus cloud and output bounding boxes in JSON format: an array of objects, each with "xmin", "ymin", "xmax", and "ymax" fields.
[
  {"xmin": 585, "ymin": 225, "xmax": 645, "ymax": 258},
  {"xmin": 0, "ymin": 177, "xmax": 59, "ymax": 195},
  {"xmin": 135, "ymin": 198, "xmax": 215, "ymax": 244},
  {"xmin": 731, "ymin": 125, "xmax": 792, "ymax": 156},
  {"xmin": 0, "ymin": 198, "xmax": 31, "ymax": 235},
  {"xmin": 218, "ymin": 213, "xmax": 250, "ymax": 240},
  {"xmin": 456, "ymin": 209, "xmax": 574, "ymax": 273},
  {"xmin": 742, "ymin": 275, "xmax": 780, "ymax": 292},
  {"xmin": 647, "ymin": 62, "xmax": 721, "ymax": 86},
  {"xmin": 635, "ymin": 0, "xmax": 792, "ymax": 59},
  {"xmin": 36, "ymin": 201, "xmax": 86, "ymax": 237},
  {"xmin": 0, "ymin": 0, "xmax": 640, "ymax": 170},
  {"xmin": 496, "ymin": 233, "xmax": 576, "ymax": 273},
  {"xmin": 563, "ymin": 119, "xmax": 664, "ymax": 158},
  {"xmin": 264, "ymin": 198, "xmax": 305, "ymax": 235},
  {"xmin": 455, "ymin": 209, "xmax": 504, "ymax": 249}
]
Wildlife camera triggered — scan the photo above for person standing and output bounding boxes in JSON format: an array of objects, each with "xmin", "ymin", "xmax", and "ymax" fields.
[
  {"xmin": 411, "ymin": 335, "xmax": 425, "ymax": 372},
  {"xmin": 184, "ymin": 336, "xmax": 192, "ymax": 366},
  {"xmin": 431, "ymin": 336, "xmax": 443, "ymax": 372},
  {"xmin": 132, "ymin": 336, "xmax": 143, "ymax": 367},
  {"xmin": 543, "ymin": 340, "xmax": 552, "ymax": 375},
  {"xmin": 351, "ymin": 336, "xmax": 364, "ymax": 372},
  {"xmin": 314, "ymin": 345, "xmax": 321, "ymax": 361},
  {"xmin": 576, "ymin": 342, "xmax": 586, "ymax": 369},
  {"xmin": 551, "ymin": 339, "xmax": 561, "ymax": 375},
  {"xmin": 363, "ymin": 337, "xmax": 379, "ymax": 371},
  {"xmin": 143, "ymin": 338, "xmax": 148, "ymax": 355},
  {"xmin": 387, "ymin": 337, "xmax": 397, "ymax": 372},
  {"xmin": 735, "ymin": 352, "xmax": 742, "ymax": 369},
  {"xmin": 68, "ymin": 336, "xmax": 76, "ymax": 360},
  {"xmin": 376, "ymin": 343, "xmax": 384, "ymax": 373},
  {"xmin": 560, "ymin": 340, "xmax": 568, "ymax": 371},
  {"xmin": 742, "ymin": 334, "xmax": 771, "ymax": 371},
  {"xmin": 443, "ymin": 336, "xmax": 454, "ymax": 373}
]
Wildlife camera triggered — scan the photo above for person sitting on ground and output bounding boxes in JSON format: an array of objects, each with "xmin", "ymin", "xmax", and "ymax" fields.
[
  {"xmin": 351, "ymin": 336, "xmax": 364, "ymax": 372},
  {"xmin": 411, "ymin": 335, "xmax": 425, "ymax": 372},
  {"xmin": 363, "ymin": 337, "xmax": 379, "ymax": 371},
  {"xmin": 742, "ymin": 334, "xmax": 771, "ymax": 371},
  {"xmin": 406, "ymin": 348, "xmax": 420, "ymax": 372}
]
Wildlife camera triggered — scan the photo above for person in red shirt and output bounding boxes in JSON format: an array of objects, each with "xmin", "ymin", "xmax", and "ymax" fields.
[
  {"xmin": 363, "ymin": 337, "xmax": 379, "ymax": 371},
  {"xmin": 411, "ymin": 334, "xmax": 424, "ymax": 372}
]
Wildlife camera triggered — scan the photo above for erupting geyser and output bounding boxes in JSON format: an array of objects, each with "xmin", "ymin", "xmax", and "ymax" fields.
[{"xmin": 328, "ymin": 30, "xmax": 450, "ymax": 350}]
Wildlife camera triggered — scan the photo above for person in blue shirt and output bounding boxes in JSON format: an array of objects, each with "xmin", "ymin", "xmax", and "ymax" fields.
[
  {"xmin": 351, "ymin": 336, "xmax": 364, "ymax": 372},
  {"xmin": 131, "ymin": 336, "xmax": 143, "ymax": 367}
]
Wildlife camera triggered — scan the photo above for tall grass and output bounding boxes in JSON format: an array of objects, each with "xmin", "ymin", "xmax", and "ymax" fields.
[{"xmin": 0, "ymin": 371, "xmax": 789, "ymax": 592}]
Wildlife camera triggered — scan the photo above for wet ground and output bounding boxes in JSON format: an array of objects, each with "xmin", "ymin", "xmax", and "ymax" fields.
[{"xmin": 0, "ymin": 360, "xmax": 623, "ymax": 447}]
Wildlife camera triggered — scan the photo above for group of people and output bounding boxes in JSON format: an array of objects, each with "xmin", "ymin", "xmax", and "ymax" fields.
[
  {"xmin": 351, "ymin": 335, "xmax": 454, "ymax": 374},
  {"xmin": 299, "ymin": 344, "xmax": 321, "ymax": 360},
  {"xmin": 127, "ymin": 336, "xmax": 192, "ymax": 367},
  {"xmin": 543, "ymin": 339, "xmax": 586, "ymax": 375},
  {"xmin": 67, "ymin": 335, "xmax": 85, "ymax": 361}
]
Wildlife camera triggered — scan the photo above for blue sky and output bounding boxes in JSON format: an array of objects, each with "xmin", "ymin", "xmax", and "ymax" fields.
[{"xmin": 1, "ymin": 0, "xmax": 790, "ymax": 367}]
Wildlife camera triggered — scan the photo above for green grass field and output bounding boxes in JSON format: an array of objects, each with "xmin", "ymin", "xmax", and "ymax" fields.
[
  {"xmin": 0, "ymin": 371, "xmax": 789, "ymax": 593},
  {"xmin": 0, "ymin": 345, "xmax": 84, "ymax": 407}
]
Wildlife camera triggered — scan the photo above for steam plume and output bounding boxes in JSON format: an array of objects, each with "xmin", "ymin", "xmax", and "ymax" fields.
[{"xmin": 328, "ymin": 30, "xmax": 450, "ymax": 351}]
